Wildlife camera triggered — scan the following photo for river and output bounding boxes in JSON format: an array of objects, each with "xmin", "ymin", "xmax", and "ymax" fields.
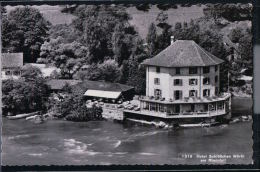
[
  {"xmin": 1, "ymin": 118, "xmax": 253, "ymax": 165},
  {"xmin": 2, "ymin": 96, "xmax": 253, "ymax": 165}
]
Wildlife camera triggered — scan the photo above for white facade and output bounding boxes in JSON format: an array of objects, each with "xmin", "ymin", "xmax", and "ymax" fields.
[
  {"xmin": 1, "ymin": 68, "xmax": 22, "ymax": 80},
  {"xmin": 146, "ymin": 65, "xmax": 220, "ymax": 100}
]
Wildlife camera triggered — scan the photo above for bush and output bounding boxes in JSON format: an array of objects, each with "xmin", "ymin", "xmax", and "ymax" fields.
[{"xmin": 65, "ymin": 105, "xmax": 103, "ymax": 122}]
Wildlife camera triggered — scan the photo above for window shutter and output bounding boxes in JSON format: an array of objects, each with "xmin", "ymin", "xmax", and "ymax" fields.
[
  {"xmin": 195, "ymin": 90, "xmax": 198, "ymax": 97},
  {"xmin": 180, "ymin": 79, "xmax": 182, "ymax": 86},
  {"xmin": 195, "ymin": 79, "xmax": 198, "ymax": 85},
  {"xmin": 179, "ymin": 91, "xmax": 182, "ymax": 99}
]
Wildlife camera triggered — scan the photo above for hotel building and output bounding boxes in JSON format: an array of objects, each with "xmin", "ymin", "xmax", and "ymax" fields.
[{"xmin": 124, "ymin": 38, "xmax": 231, "ymax": 123}]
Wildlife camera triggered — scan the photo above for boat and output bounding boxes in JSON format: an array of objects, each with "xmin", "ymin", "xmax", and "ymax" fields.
[
  {"xmin": 7, "ymin": 111, "xmax": 40, "ymax": 120},
  {"xmin": 179, "ymin": 122, "xmax": 223, "ymax": 128},
  {"xmin": 25, "ymin": 115, "xmax": 38, "ymax": 120}
]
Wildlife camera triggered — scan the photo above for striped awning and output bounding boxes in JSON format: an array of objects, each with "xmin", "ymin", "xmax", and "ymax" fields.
[{"xmin": 84, "ymin": 89, "xmax": 121, "ymax": 99}]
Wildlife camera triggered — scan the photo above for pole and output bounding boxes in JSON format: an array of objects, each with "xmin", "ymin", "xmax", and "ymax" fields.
[{"xmin": 227, "ymin": 71, "xmax": 230, "ymax": 93}]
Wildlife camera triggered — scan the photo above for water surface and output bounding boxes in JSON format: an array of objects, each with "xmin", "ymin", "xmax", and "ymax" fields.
[{"xmin": 2, "ymin": 118, "xmax": 253, "ymax": 165}]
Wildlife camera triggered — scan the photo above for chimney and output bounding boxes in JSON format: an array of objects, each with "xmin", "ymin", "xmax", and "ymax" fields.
[{"xmin": 170, "ymin": 36, "xmax": 175, "ymax": 45}]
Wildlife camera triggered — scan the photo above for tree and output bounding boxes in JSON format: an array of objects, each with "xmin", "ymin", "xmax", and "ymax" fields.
[
  {"xmin": 146, "ymin": 23, "xmax": 157, "ymax": 56},
  {"xmin": 1, "ymin": 6, "xmax": 6, "ymax": 14},
  {"xmin": 203, "ymin": 3, "xmax": 252, "ymax": 22},
  {"xmin": 135, "ymin": 4, "xmax": 151, "ymax": 12},
  {"xmin": 2, "ymin": 78, "xmax": 49, "ymax": 114},
  {"xmin": 156, "ymin": 11, "xmax": 171, "ymax": 30},
  {"xmin": 97, "ymin": 59, "xmax": 121, "ymax": 82},
  {"xmin": 74, "ymin": 59, "xmax": 121, "ymax": 82},
  {"xmin": 2, "ymin": 6, "xmax": 50, "ymax": 62},
  {"xmin": 228, "ymin": 27, "xmax": 243, "ymax": 43},
  {"xmin": 157, "ymin": 4, "xmax": 178, "ymax": 10},
  {"xmin": 48, "ymin": 83, "xmax": 103, "ymax": 121},
  {"xmin": 40, "ymin": 38, "xmax": 88, "ymax": 78},
  {"xmin": 2, "ymin": 65, "xmax": 50, "ymax": 114},
  {"xmin": 125, "ymin": 59, "xmax": 146, "ymax": 94},
  {"xmin": 154, "ymin": 27, "xmax": 172, "ymax": 55},
  {"xmin": 111, "ymin": 23, "xmax": 138, "ymax": 65},
  {"xmin": 72, "ymin": 5, "xmax": 131, "ymax": 64},
  {"xmin": 48, "ymin": 24, "xmax": 79, "ymax": 43},
  {"xmin": 2, "ymin": 17, "xmax": 24, "ymax": 53},
  {"xmin": 21, "ymin": 64, "xmax": 43, "ymax": 81},
  {"xmin": 238, "ymin": 31, "xmax": 253, "ymax": 69}
]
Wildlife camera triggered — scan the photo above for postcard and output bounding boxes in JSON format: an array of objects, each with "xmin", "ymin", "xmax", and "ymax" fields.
[{"xmin": 0, "ymin": 2, "xmax": 254, "ymax": 166}]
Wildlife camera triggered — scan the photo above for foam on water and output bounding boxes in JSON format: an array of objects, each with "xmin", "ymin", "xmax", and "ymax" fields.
[
  {"xmin": 64, "ymin": 138, "xmax": 102, "ymax": 156},
  {"xmin": 8, "ymin": 134, "xmax": 31, "ymax": 140},
  {"xmin": 131, "ymin": 130, "xmax": 166, "ymax": 138},
  {"xmin": 138, "ymin": 152, "xmax": 157, "ymax": 156},
  {"xmin": 28, "ymin": 153, "xmax": 43, "ymax": 157},
  {"xmin": 113, "ymin": 140, "xmax": 122, "ymax": 148}
]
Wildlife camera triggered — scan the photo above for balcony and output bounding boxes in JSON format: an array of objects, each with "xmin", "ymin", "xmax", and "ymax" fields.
[
  {"xmin": 139, "ymin": 93, "xmax": 231, "ymax": 104},
  {"xmin": 123, "ymin": 108, "xmax": 227, "ymax": 119}
]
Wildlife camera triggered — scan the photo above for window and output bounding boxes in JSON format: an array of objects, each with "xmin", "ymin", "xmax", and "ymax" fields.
[
  {"xmin": 203, "ymin": 89, "xmax": 210, "ymax": 97},
  {"xmin": 175, "ymin": 105, "xmax": 180, "ymax": 113},
  {"xmin": 189, "ymin": 78, "xmax": 198, "ymax": 85},
  {"xmin": 13, "ymin": 70, "xmax": 20, "ymax": 76},
  {"xmin": 191, "ymin": 104, "xmax": 195, "ymax": 112},
  {"xmin": 174, "ymin": 90, "xmax": 182, "ymax": 100},
  {"xmin": 189, "ymin": 90, "xmax": 197, "ymax": 97},
  {"xmin": 189, "ymin": 67, "xmax": 198, "ymax": 74},
  {"xmin": 215, "ymin": 87, "xmax": 219, "ymax": 96},
  {"xmin": 5, "ymin": 71, "xmax": 11, "ymax": 76},
  {"xmin": 175, "ymin": 68, "xmax": 180, "ymax": 74},
  {"xmin": 203, "ymin": 66, "xmax": 210, "ymax": 74},
  {"xmin": 215, "ymin": 75, "xmax": 218, "ymax": 83},
  {"xmin": 174, "ymin": 79, "xmax": 182, "ymax": 86},
  {"xmin": 156, "ymin": 67, "xmax": 160, "ymax": 73},
  {"xmin": 217, "ymin": 102, "xmax": 224, "ymax": 110},
  {"xmin": 154, "ymin": 78, "xmax": 160, "ymax": 85},
  {"xmin": 204, "ymin": 104, "xmax": 208, "ymax": 111},
  {"xmin": 215, "ymin": 65, "xmax": 218, "ymax": 72},
  {"xmin": 154, "ymin": 89, "xmax": 162, "ymax": 98},
  {"xmin": 203, "ymin": 77, "xmax": 210, "ymax": 85}
]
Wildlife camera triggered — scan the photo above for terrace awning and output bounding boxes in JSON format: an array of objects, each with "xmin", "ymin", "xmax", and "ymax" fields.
[{"xmin": 84, "ymin": 89, "xmax": 122, "ymax": 99}]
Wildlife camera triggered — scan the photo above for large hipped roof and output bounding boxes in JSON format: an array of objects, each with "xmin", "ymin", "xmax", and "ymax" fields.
[{"xmin": 142, "ymin": 40, "xmax": 224, "ymax": 67}]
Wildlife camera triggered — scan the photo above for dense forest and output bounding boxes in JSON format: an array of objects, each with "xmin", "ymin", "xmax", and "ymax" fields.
[{"xmin": 2, "ymin": 3, "xmax": 253, "ymax": 97}]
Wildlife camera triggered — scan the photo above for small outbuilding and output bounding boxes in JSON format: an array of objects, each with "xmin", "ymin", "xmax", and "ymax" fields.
[
  {"xmin": 81, "ymin": 80, "xmax": 135, "ymax": 103},
  {"xmin": 1, "ymin": 53, "xmax": 23, "ymax": 80}
]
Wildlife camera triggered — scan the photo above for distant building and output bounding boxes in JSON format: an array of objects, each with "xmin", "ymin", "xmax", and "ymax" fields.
[
  {"xmin": 1, "ymin": 53, "xmax": 23, "ymax": 80},
  {"xmin": 124, "ymin": 38, "xmax": 231, "ymax": 124}
]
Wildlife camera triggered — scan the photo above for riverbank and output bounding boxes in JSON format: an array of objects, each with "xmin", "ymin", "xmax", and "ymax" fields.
[{"xmin": 5, "ymin": 96, "xmax": 252, "ymax": 129}]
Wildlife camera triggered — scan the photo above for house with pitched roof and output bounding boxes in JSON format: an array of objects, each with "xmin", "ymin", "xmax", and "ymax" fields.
[
  {"xmin": 1, "ymin": 53, "xmax": 23, "ymax": 80},
  {"xmin": 124, "ymin": 38, "xmax": 231, "ymax": 124},
  {"xmin": 80, "ymin": 80, "xmax": 135, "ymax": 102}
]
